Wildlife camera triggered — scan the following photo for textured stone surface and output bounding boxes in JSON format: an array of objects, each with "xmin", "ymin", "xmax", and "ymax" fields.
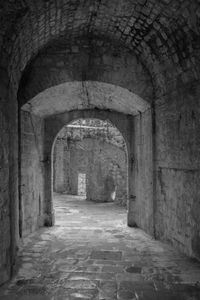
[
  {"xmin": 0, "ymin": 194, "xmax": 200, "ymax": 299},
  {"xmin": 53, "ymin": 119, "xmax": 127, "ymax": 205},
  {"xmin": 134, "ymin": 109, "xmax": 154, "ymax": 234},
  {"xmin": 20, "ymin": 111, "xmax": 45, "ymax": 237},
  {"xmin": 57, "ymin": 119, "xmax": 126, "ymax": 150},
  {"xmin": 0, "ymin": 104, "xmax": 10, "ymax": 285},
  {"xmin": 155, "ymin": 84, "xmax": 200, "ymax": 260},
  {"xmin": 19, "ymin": 43, "xmax": 153, "ymax": 107},
  {"xmin": 0, "ymin": 0, "xmax": 200, "ymax": 286},
  {"xmin": 0, "ymin": 0, "xmax": 199, "ymax": 93},
  {"xmin": 21, "ymin": 81, "xmax": 150, "ymax": 117},
  {"xmin": 0, "ymin": 77, "xmax": 17, "ymax": 285},
  {"xmin": 55, "ymin": 139, "xmax": 127, "ymax": 205}
]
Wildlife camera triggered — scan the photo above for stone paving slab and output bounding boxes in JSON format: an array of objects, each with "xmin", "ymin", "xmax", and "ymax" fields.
[{"xmin": 0, "ymin": 194, "xmax": 200, "ymax": 300}]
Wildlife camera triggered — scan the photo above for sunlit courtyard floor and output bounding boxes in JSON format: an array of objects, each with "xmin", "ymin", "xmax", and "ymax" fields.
[{"xmin": 0, "ymin": 193, "xmax": 200, "ymax": 299}]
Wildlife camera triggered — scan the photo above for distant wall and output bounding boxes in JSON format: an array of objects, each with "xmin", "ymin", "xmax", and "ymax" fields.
[{"xmin": 53, "ymin": 120, "xmax": 127, "ymax": 206}]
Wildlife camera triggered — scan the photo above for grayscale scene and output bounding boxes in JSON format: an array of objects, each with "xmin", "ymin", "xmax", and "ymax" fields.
[{"xmin": 0, "ymin": 1, "xmax": 200, "ymax": 299}]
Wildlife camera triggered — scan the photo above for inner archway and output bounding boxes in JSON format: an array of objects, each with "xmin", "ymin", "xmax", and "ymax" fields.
[{"xmin": 52, "ymin": 118, "xmax": 129, "ymax": 224}]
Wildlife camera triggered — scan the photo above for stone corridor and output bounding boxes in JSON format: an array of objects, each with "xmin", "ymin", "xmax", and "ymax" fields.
[{"xmin": 0, "ymin": 194, "xmax": 200, "ymax": 300}]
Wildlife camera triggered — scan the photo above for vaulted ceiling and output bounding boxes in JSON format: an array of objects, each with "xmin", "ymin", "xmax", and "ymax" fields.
[{"xmin": 0, "ymin": 0, "xmax": 199, "ymax": 96}]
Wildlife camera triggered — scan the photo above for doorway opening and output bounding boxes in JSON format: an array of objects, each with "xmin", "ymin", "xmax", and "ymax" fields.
[{"xmin": 52, "ymin": 118, "xmax": 129, "ymax": 223}]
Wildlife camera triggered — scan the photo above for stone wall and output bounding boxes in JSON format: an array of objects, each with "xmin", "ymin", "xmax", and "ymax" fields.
[
  {"xmin": 0, "ymin": 67, "xmax": 20, "ymax": 285},
  {"xmin": 86, "ymin": 139, "xmax": 127, "ymax": 205},
  {"xmin": 19, "ymin": 39, "xmax": 153, "ymax": 107},
  {"xmin": 0, "ymin": 85, "xmax": 11, "ymax": 285},
  {"xmin": 155, "ymin": 81, "xmax": 200, "ymax": 260},
  {"xmin": 134, "ymin": 109, "xmax": 154, "ymax": 235},
  {"xmin": 53, "ymin": 141, "xmax": 69, "ymax": 194},
  {"xmin": 20, "ymin": 111, "xmax": 45, "ymax": 237},
  {"xmin": 53, "ymin": 120, "xmax": 127, "ymax": 206}
]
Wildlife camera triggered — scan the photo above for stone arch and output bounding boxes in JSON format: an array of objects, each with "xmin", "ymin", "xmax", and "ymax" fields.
[
  {"xmin": 44, "ymin": 109, "xmax": 137, "ymax": 229},
  {"xmin": 18, "ymin": 37, "xmax": 154, "ymax": 108},
  {"xmin": 21, "ymin": 81, "xmax": 150, "ymax": 117},
  {"xmin": 18, "ymin": 76, "xmax": 154, "ymax": 235}
]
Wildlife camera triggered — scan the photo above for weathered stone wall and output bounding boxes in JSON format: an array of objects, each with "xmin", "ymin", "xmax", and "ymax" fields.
[
  {"xmin": 155, "ymin": 80, "xmax": 200, "ymax": 260},
  {"xmin": 54, "ymin": 139, "xmax": 127, "ymax": 205},
  {"xmin": 134, "ymin": 109, "xmax": 154, "ymax": 235},
  {"xmin": 86, "ymin": 139, "xmax": 127, "ymax": 205},
  {"xmin": 55, "ymin": 119, "xmax": 126, "ymax": 150},
  {"xmin": 19, "ymin": 39, "xmax": 153, "ymax": 107},
  {"xmin": 0, "ymin": 81, "xmax": 11, "ymax": 285},
  {"xmin": 0, "ymin": 66, "xmax": 19, "ymax": 285},
  {"xmin": 53, "ymin": 120, "xmax": 127, "ymax": 206},
  {"xmin": 53, "ymin": 141, "xmax": 69, "ymax": 194},
  {"xmin": 20, "ymin": 111, "xmax": 45, "ymax": 237}
]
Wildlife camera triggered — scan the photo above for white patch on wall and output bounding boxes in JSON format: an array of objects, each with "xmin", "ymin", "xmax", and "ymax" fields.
[{"xmin": 78, "ymin": 173, "xmax": 87, "ymax": 197}]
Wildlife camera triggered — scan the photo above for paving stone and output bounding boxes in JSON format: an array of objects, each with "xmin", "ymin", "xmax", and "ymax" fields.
[
  {"xmin": 126, "ymin": 266, "xmax": 142, "ymax": 273},
  {"xmin": 101, "ymin": 265, "xmax": 123, "ymax": 273},
  {"xmin": 0, "ymin": 297, "xmax": 50, "ymax": 300},
  {"xmin": 94, "ymin": 259, "xmax": 117, "ymax": 265},
  {"xmin": 99, "ymin": 281, "xmax": 117, "ymax": 299},
  {"xmin": 90, "ymin": 250, "xmax": 122, "ymax": 261},
  {"xmin": 69, "ymin": 289, "xmax": 98, "ymax": 299},
  {"xmin": 63, "ymin": 279, "xmax": 97, "ymax": 289},
  {"xmin": 1, "ymin": 195, "xmax": 200, "ymax": 299}
]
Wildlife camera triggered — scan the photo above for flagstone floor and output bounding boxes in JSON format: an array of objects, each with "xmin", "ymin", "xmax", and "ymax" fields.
[{"xmin": 0, "ymin": 193, "xmax": 200, "ymax": 300}]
